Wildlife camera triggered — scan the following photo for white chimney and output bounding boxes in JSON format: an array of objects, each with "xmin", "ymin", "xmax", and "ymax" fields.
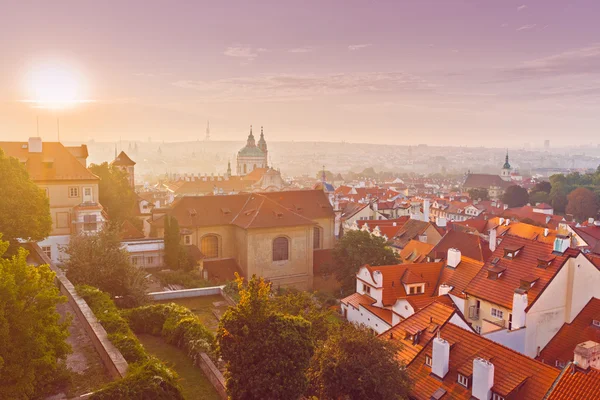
[
  {"xmin": 505, "ymin": 219, "xmax": 510, "ymax": 226},
  {"xmin": 423, "ymin": 198, "xmax": 430, "ymax": 222},
  {"xmin": 511, "ymin": 289, "xmax": 528, "ymax": 330},
  {"xmin": 503, "ymin": 204, "xmax": 508, "ymax": 210},
  {"xmin": 447, "ymin": 248, "xmax": 461, "ymax": 268},
  {"xmin": 28, "ymin": 137, "xmax": 43, "ymax": 153},
  {"xmin": 438, "ymin": 283, "xmax": 452, "ymax": 296},
  {"xmin": 432, "ymin": 335, "xmax": 450, "ymax": 379},
  {"xmin": 393, "ymin": 222, "xmax": 397, "ymax": 226},
  {"xmin": 589, "ymin": 217, "xmax": 594, "ymax": 225},
  {"xmin": 595, "ymin": 221, "xmax": 600, "ymax": 227},
  {"xmin": 544, "ymin": 228, "xmax": 549, "ymax": 237},
  {"xmin": 489, "ymin": 229, "xmax": 497, "ymax": 252},
  {"xmin": 553, "ymin": 235, "xmax": 570, "ymax": 254},
  {"xmin": 472, "ymin": 358, "xmax": 494, "ymax": 400},
  {"xmin": 372, "ymin": 201, "xmax": 378, "ymax": 212},
  {"xmin": 574, "ymin": 341, "xmax": 600, "ymax": 370},
  {"xmin": 498, "ymin": 217, "xmax": 505, "ymax": 226}
]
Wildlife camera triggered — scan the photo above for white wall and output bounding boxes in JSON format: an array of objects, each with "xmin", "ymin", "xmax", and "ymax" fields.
[
  {"xmin": 449, "ymin": 294, "xmax": 466, "ymax": 316},
  {"xmin": 392, "ymin": 299, "xmax": 415, "ymax": 319},
  {"xmin": 568, "ymin": 253, "xmax": 600, "ymax": 323},
  {"xmin": 342, "ymin": 303, "xmax": 391, "ymax": 334},
  {"xmin": 484, "ymin": 327, "xmax": 527, "ymax": 354},
  {"xmin": 37, "ymin": 235, "xmax": 71, "ymax": 264},
  {"xmin": 449, "ymin": 314, "xmax": 474, "ymax": 331}
]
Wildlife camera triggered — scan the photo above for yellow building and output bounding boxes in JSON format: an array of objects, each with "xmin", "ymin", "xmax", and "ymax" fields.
[
  {"xmin": 150, "ymin": 190, "xmax": 335, "ymax": 289},
  {"xmin": 0, "ymin": 137, "xmax": 106, "ymax": 263}
]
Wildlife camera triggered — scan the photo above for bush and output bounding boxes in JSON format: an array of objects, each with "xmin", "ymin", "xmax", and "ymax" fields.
[
  {"xmin": 154, "ymin": 270, "xmax": 211, "ymax": 289},
  {"xmin": 223, "ymin": 279, "xmax": 241, "ymax": 303}
]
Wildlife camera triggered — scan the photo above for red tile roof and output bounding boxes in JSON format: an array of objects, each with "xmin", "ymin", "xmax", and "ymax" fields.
[
  {"xmin": 363, "ymin": 304, "xmax": 393, "ymax": 325},
  {"xmin": 341, "ymin": 292, "xmax": 376, "ymax": 309},
  {"xmin": 501, "ymin": 222, "xmax": 558, "ymax": 244},
  {"xmin": 399, "ymin": 240, "xmax": 435, "ymax": 263},
  {"xmin": 547, "ymin": 365, "xmax": 600, "ymax": 400},
  {"xmin": 428, "ymin": 230, "xmax": 490, "ymax": 262},
  {"xmin": 392, "ymin": 219, "xmax": 433, "ymax": 248},
  {"xmin": 438, "ymin": 256, "xmax": 485, "ymax": 299},
  {"xmin": 538, "ymin": 298, "xmax": 600, "ymax": 367},
  {"xmin": 463, "ymin": 173, "xmax": 511, "ymax": 189},
  {"xmin": 120, "ymin": 220, "xmax": 145, "ymax": 240},
  {"xmin": 407, "ymin": 323, "xmax": 561, "ymax": 400}
]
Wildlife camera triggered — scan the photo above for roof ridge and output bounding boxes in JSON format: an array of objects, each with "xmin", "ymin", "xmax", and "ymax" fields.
[
  {"xmin": 229, "ymin": 194, "xmax": 254, "ymax": 226},
  {"xmin": 244, "ymin": 195, "xmax": 266, "ymax": 229}
]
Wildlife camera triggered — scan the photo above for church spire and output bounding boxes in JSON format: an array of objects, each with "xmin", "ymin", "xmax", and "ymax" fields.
[
  {"xmin": 247, "ymin": 125, "xmax": 256, "ymax": 146},
  {"xmin": 258, "ymin": 126, "xmax": 267, "ymax": 152},
  {"xmin": 227, "ymin": 160, "xmax": 232, "ymax": 178}
]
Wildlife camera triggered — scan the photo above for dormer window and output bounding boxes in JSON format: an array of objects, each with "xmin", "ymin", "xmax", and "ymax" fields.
[
  {"xmin": 537, "ymin": 256, "xmax": 555, "ymax": 269},
  {"xmin": 457, "ymin": 373, "xmax": 470, "ymax": 388},
  {"xmin": 425, "ymin": 354, "xmax": 432, "ymax": 367},
  {"xmin": 593, "ymin": 320, "xmax": 600, "ymax": 328},
  {"xmin": 362, "ymin": 284, "xmax": 371, "ymax": 295},
  {"xmin": 492, "ymin": 394, "xmax": 505, "ymax": 400},
  {"xmin": 408, "ymin": 284, "xmax": 425, "ymax": 295}
]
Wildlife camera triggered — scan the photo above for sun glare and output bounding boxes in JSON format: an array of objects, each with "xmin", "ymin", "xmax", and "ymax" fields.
[{"xmin": 24, "ymin": 61, "xmax": 86, "ymax": 109}]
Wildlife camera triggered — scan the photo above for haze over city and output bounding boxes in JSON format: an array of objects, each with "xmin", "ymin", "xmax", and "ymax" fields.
[{"xmin": 2, "ymin": 0, "xmax": 600, "ymax": 146}]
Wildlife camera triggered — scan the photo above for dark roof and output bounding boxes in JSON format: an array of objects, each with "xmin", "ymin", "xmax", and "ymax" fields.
[
  {"xmin": 392, "ymin": 219, "xmax": 432, "ymax": 249},
  {"xmin": 428, "ymin": 230, "xmax": 490, "ymax": 262},
  {"xmin": 112, "ymin": 151, "xmax": 136, "ymax": 166},
  {"xmin": 120, "ymin": 220, "xmax": 145, "ymax": 240},
  {"xmin": 463, "ymin": 173, "xmax": 510, "ymax": 189}
]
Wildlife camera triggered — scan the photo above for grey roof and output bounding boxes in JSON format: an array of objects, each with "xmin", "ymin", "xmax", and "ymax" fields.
[{"xmin": 238, "ymin": 145, "xmax": 265, "ymax": 157}]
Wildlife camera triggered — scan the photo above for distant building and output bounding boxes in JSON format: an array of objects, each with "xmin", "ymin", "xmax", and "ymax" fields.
[
  {"xmin": 111, "ymin": 150, "xmax": 136, "ymax": 187},
  {"xmin": 237, "ymin": 126, "xmax": 268, "ymax": 176},
  {"xmin": 462, "ymin": 152, "xmax": 513, "ymax": 199}
]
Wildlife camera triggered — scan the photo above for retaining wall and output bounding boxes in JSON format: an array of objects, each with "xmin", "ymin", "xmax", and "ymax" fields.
[
  {"xmin": 148, "ymin": 285, "xmax": 225, "ymax": 300},
  {"xmin": 198, "ymin": 353, "xmax": 228, "ymax": 400}
]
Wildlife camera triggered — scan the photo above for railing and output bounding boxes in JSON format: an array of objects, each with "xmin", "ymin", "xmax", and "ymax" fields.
[{"xmin": 469, "ymin": 305, "xmax": 480, "ymax": 321}]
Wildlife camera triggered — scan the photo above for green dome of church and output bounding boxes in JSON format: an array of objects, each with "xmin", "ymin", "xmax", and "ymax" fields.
[{"xmin": 238, "ymin": 146, "xmax": 266, "ymax": 157}]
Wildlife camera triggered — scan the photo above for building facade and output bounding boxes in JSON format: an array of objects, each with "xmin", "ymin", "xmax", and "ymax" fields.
[{"xmin": 237, "ymin": 126, "xmax": 268, "ymax": 176}]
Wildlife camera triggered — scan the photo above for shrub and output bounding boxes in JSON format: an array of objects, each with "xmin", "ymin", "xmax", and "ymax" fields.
[
  {"xmin": 223, "ymin": 279, "xmax": 241, "ymax": 303},
  {"xmin": 154, "ymin": 270, "xmax": 211, "ymax": 289}
]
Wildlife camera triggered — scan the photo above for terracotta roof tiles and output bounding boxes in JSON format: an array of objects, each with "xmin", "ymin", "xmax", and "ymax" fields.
[{"xmin": 547, "ymin": 364, "xmax": 600, "ymax": 400}]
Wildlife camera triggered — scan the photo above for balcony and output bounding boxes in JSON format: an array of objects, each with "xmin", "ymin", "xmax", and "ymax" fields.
[{"xmin": 469, "ymin": 305, "xmax": 480, "ymax": 321}]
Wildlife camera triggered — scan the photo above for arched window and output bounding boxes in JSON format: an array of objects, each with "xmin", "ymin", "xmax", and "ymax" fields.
[
  {"xmin": 201, "ymin": 235, "xmax": 219, "ymax": 259},
  {"xmin": 313, "ymin": 226, "xmax": 322, "ymax": 249},
  {"xmin": 273, "ymin": 237, "xmax": 289, "ymax": 261}
]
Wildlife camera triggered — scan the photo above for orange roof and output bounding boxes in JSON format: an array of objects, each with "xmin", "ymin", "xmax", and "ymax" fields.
[
  {"xmin": 363, "ymin": 304, "xmax": 393, "ymax": 324},
  {"xmin": 438, "ymin": 256, "xmax": 485, "ymax": 299},
  {"xmin": 261, "ymin": 190, "xmax": 335, "ymax": 220},
  {"xmin": 0, "ymin": 141, "xmax": 98, "ymax": 181},
  {"xmin": 167, "ymin": 177, "xmax": 252, "ymax": 195},
  {"xmin": 502, "ymin": 222, "xmax": 558, "ymax": 244},
  {"xmin": 381, "ymin": 301, "xmax": 457, "ymax": 366},
  {"xmin": 407, "ymin": 323, "xmax": 561, "ymax": 400},
  {"xmin": 341, "ymin": 292, "xmax": 376, "ymax": 309},
  {"xmin": 392, "ymin": 219, "xmax": 432, "ymax": 248},
  {"xmin": 464, "ymin": 235, "xmax": 578, "ymax": 310},
  {"xmin": 244, "ymin": 167, "xmax": 268, "ymax": 182},
  {"xmin": 120, "ymin": 220, "xmax": 145, "ymax": 240},
  {"xmin": 538, "ymin": 298, "xmax": 600, "ymax": 367},
  {"xmin": 399, "ymin": 240, "xmax": 434, "ymax": 263},
  {"xmin": 428, "ymin": 230, "xmax": 490, "ymax": 262},
  {"xmin": 547, "ymin": 365, "xmax": 600, "ymax": 400},
  {"xmin": 111, "ymin": 150, "xmax": 136, "ymax": 166}
]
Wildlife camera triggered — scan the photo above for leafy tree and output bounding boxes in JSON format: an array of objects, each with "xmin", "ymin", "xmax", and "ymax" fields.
[
  {"xmin": 64, "ymin": 223, "xmax": 147, "ymax": 306},
  {"xmin": 566, "ymin": 187, "xmax": 599, "ymax": 222},
  {"xmin": 467, "ymin": 188, "xmax": 489, "ymax": 201},
  {"xmin": 0, "ymin": 237, "xmax": 71, "ymax": 398},
  {"xmin": 308, "ymin": 323, "xmax": 411, "ymax": 400},
  {"xmin": 530, "ymin": 191, "xmax": 550, "ymax": 205},
  {"xmin": 550, "ymin": 183, "xmax": 569, "ymax": 214},
  {"xmin": 163, "ymin": 216, "xmax": 190, "ymax": 271},
  {"xmin": 89, "ymin": 162, "xmax": 139, "ymax": 228},
  {"xmin": 331, "ymin": 230, "xmax": 399, "ymax": 294},
  {"xmin": 531, "ymin": 181, "xmax": 552, "ymax": 194},
  {"xmin": 217, "ymin": 275, "xmax": 314, "ymax": 400},
  {"xmin": 502, "ymin": 185, "xmax": 529, "ymax": 208},
  {"xmin": 0, "ymin": 149, "xmax": 52, "ymax": 252}
]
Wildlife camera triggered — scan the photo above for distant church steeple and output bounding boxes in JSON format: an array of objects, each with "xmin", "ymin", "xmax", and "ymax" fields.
[
  {"xmin": 205, "ymin": 120, "xmax": 210, "ymax": 141},
  {"xmin": 501, "ymin": 150, "xmax": 512, "ymax": 181},
  {"xmin": 247, "ymin": 125, "xmax": 256, "ymax": 147}
]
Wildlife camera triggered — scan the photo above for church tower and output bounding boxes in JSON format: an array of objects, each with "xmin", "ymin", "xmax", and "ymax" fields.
[
  {"xmin": 258, "ymin": 126, "xmax": 268, "ymax": 167},
  {"xmin": 501, "ymin": 150, "xmax": 512, "ymax": 182}
]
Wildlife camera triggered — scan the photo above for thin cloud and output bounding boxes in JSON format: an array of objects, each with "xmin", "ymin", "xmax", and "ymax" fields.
[
  {"xmin": 516, "ymin": 24, "xmax": 536, "ymax": 31},
  {"xmin": 517, "ymin": 4, "xmax": 527, "ymax": 11},
  {"xmin": 288, "ymin": 46, "xmax": 315, "ymax": 53},
  {"xmin": 223, "ymin": 46, "xmax": 266, "ymax": 61},
  {"xmin": 348, "ymin": 44, "xmax": 372, "ymax": 51}
]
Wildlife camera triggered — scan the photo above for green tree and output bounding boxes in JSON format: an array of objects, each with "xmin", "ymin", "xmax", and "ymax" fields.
[
  {"xmin": 217, "ymin": 275, "xmax": 314, "ymax": 400},
  {"xmin": 566, "ymin": 187, "xmax": 599, "ymax": 222},
  {"xmin": 531, "ymin": 181, "xmax": 552, "ymax": 194},
  {"xmin": 163, "ymin": 216, "xmax": 190, "ymax": 271},
  {"xmin": 502, "ymin": 185, "xmax": 529, "ymax": 208},
  {"xmin": 550, "ymin": 183, "xmax": 569, "ymax": 214},
  {"xmin": 89, "ymin": 162, "xmax": 139, "ymax": 228},
  {"xmin": 0, "ymin": 237, "xmax": 71, "ymax": 398},
  {"xmin": 530, "ymin": 191, "xmax": 550, "ymax": 205},
  {"xmin": 64, "ymin": 223, "xmax": 147, "ymax": 306},
  {"xmin": 308, "ymin": 323, "xmax": 411, "ymax": 400},
  {"xmin": 467, "ymin": 188, "xmax": 489, "ymax": 201},
  {"xmin": 0, "ymin": 149, "xmax": 52, "ymax": 252},
  {"xmin": 331, "ymin": 230, "xmax": 399, "ymax": 294}
]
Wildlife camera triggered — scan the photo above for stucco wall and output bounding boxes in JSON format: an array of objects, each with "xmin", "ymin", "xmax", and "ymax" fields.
[
  {"xmin": 191, "ymin": 225, "xmax": 237, "ymax": 260},
  {"xmin": 342, "ymin": 303, "xmax": 391, "ymax": 334},
  {"xmin": 484, "ymin": 327, "xmax": 527, "ymax": 354},
  {"xmin": 314, "ymin": 216, "xmax": 335, "ymax": 250}
]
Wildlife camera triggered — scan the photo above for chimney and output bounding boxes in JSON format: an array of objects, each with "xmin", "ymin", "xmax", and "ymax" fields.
[
  {"xmin": 511, "ymin": 289, "xmax": 528, "ymax": 330},
  {"xmin": 372, "ymin": 201, "xmax": 378, "ymax": 212},
  {"xmin": 503, "ymin": 204, "xmax": 508, "ymax": 210},
  {"xmin": 438, "ymin": 283, "xmax": 452, "ymax": 296},
  {"xmin": 423, "ymin": 198, "xmax": 430, "ymax": 222},
  {"xmin": 574, "ymin": 341, "xmax": 600, "ymax": 370},
  {"xmin": 472, "ymin": 358, "xmax": 494, "ymax": 400},
  {"xmin": 489, "ymin": 229, "xmax": 497, "ymax": 252},
  {"xmin": 498, "ymin": 217, "xmax": 505, "ymax": 226},
  {"xmin": 589, "ymin": 218, "xmax": 594, "ymax": 225},
  {"xmin": 393, "ymin": 222, "xmax": 397, "ymax": 226},
  {"xmin": 28, "ymin": 137, "xmax": 42, "ymax": 153},
  {"xmin": 447, "ymin": 248, "xmax": 461, "ymax": 268},
  {"xmin": 432, "ymin": 335, "xmax": 450, "ymax": 379},
  {"xmin": 544, "ymin": 228, "xmax": 549, "ymax": 237},
  {"xmin": 553, "ymin": 235, "xmax": 570, "ymax": 254},
  {"xmin": 505, "ymin": 219, "xmax": 510, "ymax": 226},
  {"xmin": 437, "ymin": 217, "xmax": 447, "ymax": 227},
  {"xmin": 595, "ymin": 221, "xmax": 600, "ymax": 227}
]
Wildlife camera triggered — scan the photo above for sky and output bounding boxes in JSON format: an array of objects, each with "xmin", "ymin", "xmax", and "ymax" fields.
[{"xmin": 1, "ymin": 0, "xmax": 600, "ymax": 146}]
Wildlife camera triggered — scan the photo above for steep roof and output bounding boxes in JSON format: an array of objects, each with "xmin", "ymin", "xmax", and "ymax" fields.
[
  {"xmin": 572, "ymin": 226, "xmax": 600, "ymax": 254},
  {"xmin": 392, "ymin": 219, "xmax": 432, "ymax": 249},
  {"xmin": 65, "ymin": 145, "xmax": 89, "ymax": 159},
  {"xmin": 0, "ymin": 141, "xmax": 98, "ymax": 181},
  {"xmin": 399, "ymin": 240, "xmax": 435, "ymax": 263},
  {"xmin": 501, "ymin": 222, "xmax": 558, "ymax": 244},
  {"xmin": 438, "ymin": 256, "xmax": 485, "ymax": 300},
  {"xmin": 547, "ymin": 364, "xmax": 600, "ymax": 400},
  {"xmin": 538, "ymin": 298, "xmax": 600, "ymax": 367},
  {"xmin": 120, "ymin": 220, "xmax": 145, "ymax": 240},
  {"xmin": 112, "ymin": 150, "xmax": 136, "ymax": 166},
  {"xmin": 463, "ymin": 173, "xmax": 511, "ymax": 189},
  {"xmin": 428, "ymin": 230, "xmax": 490, "ymax": 262},
  {"xmin": 464, "ymin": 235, "xmax": 578, "ymax": 310},
  {"xmin": 407, "ymin": 323, "xmax": 561, "ymax": 400},
  {"xmin": 261, "ymin": 190, "xmax": 334, "ymax": 220}
]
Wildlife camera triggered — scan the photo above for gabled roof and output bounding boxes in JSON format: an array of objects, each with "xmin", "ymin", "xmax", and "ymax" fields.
[
  {"xmin": 341, "ymin": 292, "xmax": 376, "ymax": 309},
  {"xmin": 463, "ymin": 173, "xmax": 511, "ymax": 189},
  {"xmin": 437, "ymin": 256, "xmax": 485, "ymax": 299},
  {"xmin": 65, "ymin": 144, "xmax": 89, "ymax": 159},
  {"xmin": 572, "ymin": 226, "xmax": 600, "ymax": 254},
  {"xmin": 464, "ymin": 235, "xmax": 578, "ymax": 310},
  {"xmin": 112, "ymin": 150, "xmax": 136, "ymax": 166},
  {"xmin": 428, "ymin": 230, "xmax": 490, "ymax": 262},
  {"xmin": 538, "ymin": 298, "xmax": 600, "ymax": 367},
  {"xmin": 392, "ymin": 219, "xmax": 432, "ymax": 249},
  {"xmin": 399, "ymin": 240, "xmax": 435, "ymax": 263},
  {"xmin": 547, "ymin": 364, "xmax": 600, "ymax": 400},
  {"xmin": 407, "ymin": 323, "xmax": 561, "ymax": 400},
  {"xmin": 120, "ymin": 220, "xmax": 145, "ymax": 240}
]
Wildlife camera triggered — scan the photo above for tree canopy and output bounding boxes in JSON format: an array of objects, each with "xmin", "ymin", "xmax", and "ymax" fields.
[
  {"xmin": 502, "ymin": 185, "xmax": 529, "ymax": 208},
  {"xmin": 467, "ymin": 188, "xmax": 489, "ymax": 201},
  {"xmin": 163, "ymin": 216, "xmax": 191, "ymax": 271},
  {"xmin": 0, "ymin": 149, "xmax": 52, "ymax": 251},
  {"xmin": 308, "ymin": 323, "xmax": 411, "ymax": 400},
  {"xmin": 0, "ymin": 237, "xmax": 71, "ymax": 398},
  {"xmin": 217, "ymin": 275, "xmax": 314, "ymax": 400},
  {"xmin": 330, "ymin": 230, "xmax": 399, "ymax": 295},
  {"xmin": 566, "ymin": 187, "xmax": 599, "ymax": 222}
]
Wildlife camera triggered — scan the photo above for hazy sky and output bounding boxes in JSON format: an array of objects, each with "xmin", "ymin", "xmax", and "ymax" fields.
[{"xmin": 1, "ymin": 0, "xmax": 600, "ymax": 146}]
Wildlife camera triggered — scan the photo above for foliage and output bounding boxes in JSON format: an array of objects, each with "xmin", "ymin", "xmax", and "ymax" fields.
[
  {"xmin": 0, "ymin": 149, "xmax": 52, "ymax": 252},
  {"xmin": 566, "ymin": 187, "xmax": 599, "ymax": 222},
  {"xmin": 467, "ymin": 188, "xmax": 489, "ymax": 201},
  {"xmin": 0, "ymin": 238, "xmax": 71, "ymax": 399},
  {"xmin": 89, "ymin": 358, "xmax": 184, "ymax": 400},
  {"xmin": 124, "ymin": 303, "xmax": 216, "ymax": 360},
  {"xmin": 163, "ymin": 216, "xmax": 190, "ymax": 270},
  {"xmin": 331, "ymin": 230, "xmax": 399, "ymax": 295},
  {"xmin": 217, "ymin": 275, "xmax": 314, "ymax": 400},
  {"xmin": 308, "ymin": 323, "xmax": 411, "ymax": 400},
  {"xmin": 65, "ymin": 224, "xmax": 147, "ymax": 307},
  {"xmin": 154, "ymin": 269, "xmax": 211, "ymax": 289},
  {"xmin": 531, "ymin": 181, "xmax": 552, "ymax": 194},
  {"xmin": 88, "ymin": 162, "xmax": 139, "ymax": 228},
  {"xmin": 529, "ymin": 191, "xmax": 550, "ymax": 205},
  {"xmin": 223, "ymin": 279, "xmax": 241, "ymax": 303},
  {"xmin": 502, "ymin": 185, "xmax": 529, "ymax": 208}
]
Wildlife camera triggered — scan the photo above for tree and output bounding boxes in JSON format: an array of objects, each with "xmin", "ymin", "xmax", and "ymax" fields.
[
  {"xmin": 0, "ymin": 149, "xmax": 52, "ymax": 252},
  {"xmin": 467, "ymin": 188, "xmax": 489, "ymax": 201},
  {"xmin": 64, "ymin": 223, "xmax": 147, "ymax": 306},
  {"xmin": 0, "ymin": 237, "xmax": 71, "ymax": 398},
  {"xmin": 217, "ymin": 275, "xmax": 314, "ymax": 400},
  {"xmin": 502, "ymin": 185, "xmax": 529, "ymax": 208},
  {"xmin": 529, "ymin": 191, "xmax": 550, "ymax": 205},
  {"xmin": 566, "ymin": 187, "xmax": 599, "ymax": 222},
  {"xmin": 88, "ymin": 162, "xmax": 139, "ymax": 227},
  {"xmin": 550, "ymin": 183, "xmax": 569, "ymax": 214},
  {"xmin": 331, "ymin": 230, "xmax": 399, "ymax": 295},
  {"xmin": 163, "ymin": 216, "xmax": 190, "ymax": 271},
  {"xmin": 531, "ymin": 181, "xmax": 552, "ymax": 194},
  {"xmin": 308, "ymin": 323, "xmax": 411, "ymax": 400}
]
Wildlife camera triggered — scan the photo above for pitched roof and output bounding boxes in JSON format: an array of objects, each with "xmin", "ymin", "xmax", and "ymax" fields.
[
  {"xmin": 400, "ymin": 240, "xmax": 435, "ymax": 263},
  {"xmin": 407, "ymin": 323, "xmax": 561, "ymax": 400},
  {"xmin": 572, "ymin": 226, "xmax": 600, "ymax": 254},
  {"xmin": 166, "ymin": 177, "xmax": 252, "ymax": 195},
  {"xmin": 547, "ymin": 364, "xmax": 600, "ymax": 400},
  {"xmin": 502, "ymin": 222, "xmax": 558, "ymax": 244},
  {"xmin": 428, "ymin": 230, "xmax": 490, "ymax": 262},
  {"xmin": 464, "ymin": 235, "xmax": 578, "ymax": 310},
  {"xmin": 261, "ymin": 190, "xmax": 334, "ymax": 220},
  {"xmin": 65, "ymin": 145, "xmax": 89, "ymax": 159},
  {"xmin": 538, "ymin": 298, "xmax": 600, "ymax": 367},
  {"xmin": 0, "ymin": 141, "xmax": 98, "ymax": 181},
  {"xmin": 341, "ymin": 292, "xmax": 376, "ymax": 309},
  {"xmin": 244, "ymin": 167, "xmax": 268, "ymax": 182},
  {"xmin": 120, "ymin": 220, "xmax": 145, "ymax": 240},
  {"xmin": 438, "ymin": 256, "xmax": 485, "ymax": 300},
  {"xmin": 463, "ymin": 173, "xmax": 511, "ymax": 189},
  {"xmin": 111, "ymin": 150, "xmax": 136, "ymax": 166},
  {"xmin": 392, "ymin": 219, "xmax": 432, "ymax": 249}
]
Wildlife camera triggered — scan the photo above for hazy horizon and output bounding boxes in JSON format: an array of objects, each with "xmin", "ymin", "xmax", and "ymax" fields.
[{"xmin": 2, "ymin": 0, "xmax": 600, "ymax": 146}]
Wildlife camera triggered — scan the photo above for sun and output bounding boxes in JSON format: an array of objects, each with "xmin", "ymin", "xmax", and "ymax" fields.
[{"xmin": 24, "ymin": 61, "xmax": 86, "ymax": 109}]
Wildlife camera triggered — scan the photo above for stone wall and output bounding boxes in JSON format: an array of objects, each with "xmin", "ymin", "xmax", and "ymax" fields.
[
  {"xmin": 198, "ymin": 353, "xmax": 228, "ymax": 400},
  {"xmin": 148, "ymin": 285, "xmax": 225, "ymax": 300}
]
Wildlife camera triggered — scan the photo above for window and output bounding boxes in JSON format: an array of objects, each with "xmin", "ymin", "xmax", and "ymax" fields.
[
  {"xmin": 491, "ymin": 308, "xmax": 504, "ymax": 319},
  {"xmin": 593, "ymin": 320, "xmax": 600, "ymax": 327},
  {"xmin": 201, "ymin": 235, "xmax": 219, "ymax": 259},
  {"xmin": 184, "ymin": 235, "xmax": 192, "ymax": 245},
  {"xmin": 474, "ymin": 325, "xmax": 482, "ymax": 334},
  {"xmin": 313, "ymin": 226, "xmax": 322, "ymax": 249},
  {"xmin": 83, "ymin": 187, "xmax": 93, "ymax": 202},
  {"xmin": 42, "ymin": 246, "xmax": 52, "ymax": 259},
  {"xmin": 147, "ymin": 256, "xmax": 155, "ymax": 265},
  {"xmin": 68, "ymin": 186, "xmax": 79, "ymax": 198},
  {"xmin": 425, "ymin": 355, "xmax": 432, "ymax": 367},
  {"xmin": 56, "ymin": 212, "xmax": 70, "ymax": 229},
  {"xmin": 409, "ymin": 284, "xmax": 424, "ymax": 295},
  {"xmin": 492, "ymin": 394, "xmax": 505, "ymax": 400},
  {"xmin": 457, "ymin": 374, "xmax": 469, "ymax": 388},
  {"xmin": 273, "ymin": 237, "xmax": 289, "ymax": 261},
  {"xmin": 132, "ymin": 256, "xmax": 141, "ymax": 266},
  {"xmin": 83, "ymin": 214, "xmax": 98, "ymax": 231},
  {"xmin": 363, "ymin": 284, "xmax": 371, "ymax": 295}
]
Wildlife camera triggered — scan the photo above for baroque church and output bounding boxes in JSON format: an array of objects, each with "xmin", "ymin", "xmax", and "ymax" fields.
[
  {"xmin": 462, "ymin": 151, "xmax": 513, "ymax": 199},
  {"xmin": 237, "ymin": 126, "xmax": 268, "ymax": 175}
]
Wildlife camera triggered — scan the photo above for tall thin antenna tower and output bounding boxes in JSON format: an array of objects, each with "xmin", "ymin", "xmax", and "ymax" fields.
[{"xmin": 205, "ymin": 120, "xmax": 210, "ymax": 141}]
